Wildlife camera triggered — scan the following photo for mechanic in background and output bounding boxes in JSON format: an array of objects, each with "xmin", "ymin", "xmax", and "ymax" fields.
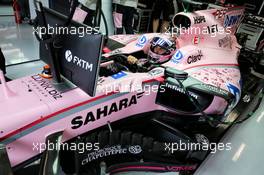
[
  {"xmin": 78, "ymin": 0, "xmax": 97, "ymax": 26},
  {"xmin": 18, "ymin": 0, "xmax": 30, "ymax": 22},
  {"xmin": 113, "ymin": 0, "xmax": 138, "ymax": 34},
  {"xmin": 152, "ymin": 0, "xmax": 175, "ymax": 33}
]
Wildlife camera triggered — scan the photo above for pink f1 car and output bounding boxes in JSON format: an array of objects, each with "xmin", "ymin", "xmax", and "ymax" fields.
[{"xmin": 0, "ymin": 1, "xmax": 244, "ymax": 175}]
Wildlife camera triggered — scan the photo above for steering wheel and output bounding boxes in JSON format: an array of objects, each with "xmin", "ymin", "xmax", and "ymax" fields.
[{"xmin": 109, "ymin": 54, "xmax": 144, "ymax": 73}]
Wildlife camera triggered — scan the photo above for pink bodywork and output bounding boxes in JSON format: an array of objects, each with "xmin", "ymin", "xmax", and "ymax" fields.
[{"xmin": 0, "ymin": 7, "xmax": 244, "ymax": 167}]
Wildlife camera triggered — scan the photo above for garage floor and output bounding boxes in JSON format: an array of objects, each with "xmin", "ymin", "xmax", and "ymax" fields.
[
  {"xmin": 0, "ymin": 5, "xmax": 13, "ymax": 16},
  {"xmin": 195, "ymin": 88, "xmax": 264, "ymax": 175},
  {"xmin": 0, "ymin": 5, "xmax": 44, "ymax": 79}
]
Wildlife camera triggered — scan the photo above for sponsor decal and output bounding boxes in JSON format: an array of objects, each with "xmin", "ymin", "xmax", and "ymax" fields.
[
  {"xmin": 165, "ymin": 82, "xmax": 198, "ymax": 100},
  {"xmin": 201, "ymin": 84, "xmax": 229, "ymax": 97},
  {"xmin": 226, "ymin": 83, "xmax": 240, "ymax": 106},
  {"xmin": 207, "ymin": 24, "xmax": 219, "ymax": 34},
  {"xmin": 31, "ymin": 75, "xmax": 63, "ymax": 100},
  {"xmin": 171, "ymin": 50, "xmax": 183, "ymax": 64},
  {"xmin": 187, "ymin": 50, "xmax": 203, "ymax": 64},
  {"xmin": 224, "ymin": 14, "xmax": 242, "ymax": 28},
  {"xmin": 193, "ymin": 16, "xmax": 206, "ymax": 24},
  {"xmin": 192, "ymin": 36, "xmax": 200, "ymax": 45},
  {"xmin": 148, "ymin": 68, "xmax": 164, "ymax": 76},
  {"xmin": 97, "ymin": 77, "xmax": 105, "ymax": 85},
  {"xmin": 195, "ymin": 134, "xmax": 210, "ymax": 145},
  {"xmin": 71, "ymin": 93, "xmax": 144, "ymax": 129},
  {"xmin": 81, "ymin": 145, "xmax": 142, "ymax": 165},
  {"xmin": 165, "ymin": 165, "xmax": 196, "ymax": 171},
  {"xmin": 136, "ymin": 35, "xmax": 147, "ymax": 48},
  {"xmin": 128, "ymin": 145, "xmax": 142, "ymax": 154},
  {"xmin": 213, "ymin": 9, "xmax": 227, "ymax": 19},
  {"xmin": 111, "ymin": 71, "xmax": 127, "ymax": 79},
  {"xmin": 218, "ymin": 35, "xmax": 232, "ymax": 48},
  {"xmin": 65, "ymin": 50, "xmax": 93, "ymax": 72}
]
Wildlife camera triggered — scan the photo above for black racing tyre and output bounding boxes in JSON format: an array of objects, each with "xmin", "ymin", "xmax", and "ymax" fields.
[{"xmin": 59, "ymin": 130, "xmax": 192, "ymax": 175}]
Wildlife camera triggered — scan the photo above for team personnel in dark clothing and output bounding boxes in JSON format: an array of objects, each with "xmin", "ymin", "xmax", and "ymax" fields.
[
  {"xmin": 18, "ymin": 0, "xmax": 30, "ymax": 21},
  {"xmin": 152, "ymin": 0, "xmax": 175, "ymax": 33},
  {"xmin": 0, "ymin": 48, "xmax": 6, "ymax": 75},
  {"xmin": 79, "ymin": 0, "xmax": 97, "ymax": 26},
  {"xmin": 113, "ymin": 0, "xmax": 138, "ymax": 34}
]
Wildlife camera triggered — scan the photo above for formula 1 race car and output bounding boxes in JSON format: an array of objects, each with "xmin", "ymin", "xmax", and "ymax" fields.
[{"xmin": 0, "ymin": 0, "xmax": 244, "ymax": 175}]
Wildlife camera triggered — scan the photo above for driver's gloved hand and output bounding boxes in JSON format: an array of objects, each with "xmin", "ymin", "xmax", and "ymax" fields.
[
  {"xmin": 127, "ymin": 55, "xmax": 138, "ymax": 65},
  {"xmin": 99, "ymin": 63, "xmax": 129, "ymax": 77},
  {"xmin": 111, "ymin": 55, "xmax": 139, "ymax": 73}
]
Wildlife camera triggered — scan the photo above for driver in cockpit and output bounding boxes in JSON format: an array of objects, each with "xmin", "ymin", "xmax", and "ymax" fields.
[{"xmin": 100, "ymin": 36, "xmax": 176, "ymax": 76}]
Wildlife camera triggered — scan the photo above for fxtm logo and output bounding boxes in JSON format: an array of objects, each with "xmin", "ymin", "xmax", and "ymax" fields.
[
  {"xmin": 187, "ymin": 50, "xmax": 203, "ymax": 64},
  {"xmin": 171, "ymin": 50, "xmax": 183, "ymax": 64},
  {"xmin": 65, "ymin": 50, "xmax": 73, "ymax": 62},
  {"xmin": 71, "ymin": 93, "xmax": 144, "ymax": 129},
  {"xmin": 65, "ymin": 50, "xmax": 93, "ymax": 72}
]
